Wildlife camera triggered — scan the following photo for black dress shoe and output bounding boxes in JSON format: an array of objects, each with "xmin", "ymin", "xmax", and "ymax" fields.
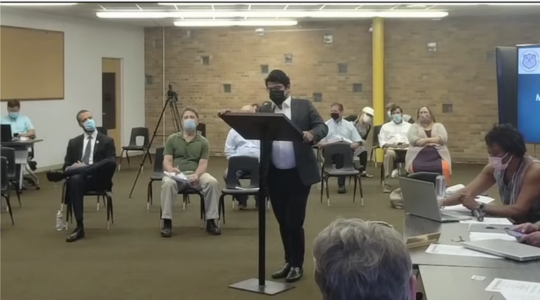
[
  {"xmin": 338, "ymin": 186, "xmax": 347, "ymax": 194},
  {"xmin": 46, "ymin": 171, "xmax": 65, "ymax": 183},
  {"xmin": 285, "ymin": 267, "xmax": 303, "ymax": 283},
  {"xmin": 271, "ymin": 262, "xmax": 291, "ymax": 279},
  {"xmin": 161, "ymin": 227, "xmax": 172, "ymax": 238},
  {"xmin": 66, "ymin": 227, "xmax": 85, "ymax": 243},
  {"xmin": 206, "ymin": 220, "xmax": 221, "ymax": 235}
]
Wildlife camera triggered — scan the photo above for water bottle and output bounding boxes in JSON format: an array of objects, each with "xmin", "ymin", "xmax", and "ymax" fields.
[
  {"xmin": 55, "ymin": 210, "xmax": 64, "ymax": 231},
  {"xmin": 435, "ymin": 175, "xmax": 447, "ymax": 201}
]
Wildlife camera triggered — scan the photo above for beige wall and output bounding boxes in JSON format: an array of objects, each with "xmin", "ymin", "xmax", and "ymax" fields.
[{"xmin": 144, "ymin": 16, "xmax": 540, "ymax": 163}]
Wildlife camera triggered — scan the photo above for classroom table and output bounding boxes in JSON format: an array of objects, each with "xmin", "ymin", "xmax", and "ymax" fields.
[
  {"xmin": 419, "ymin": 265, "xmax": 540, "ymax": 300},
  {"xmin": 404, "ymin": 214, "xmax": 540, "ymax": 269},
  {"xmin": 1, "ymin": 139, "xmax": 43, "ymax": 189}
]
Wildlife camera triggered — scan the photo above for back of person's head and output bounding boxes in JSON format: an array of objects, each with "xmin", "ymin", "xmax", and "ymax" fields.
[
  {"xmin": 313, "ymin": 218, "xmax": 415, "ymax": 300},
  {"xmin": 485, "ymin": 124, "xmax": 526, "ymax": 158}
]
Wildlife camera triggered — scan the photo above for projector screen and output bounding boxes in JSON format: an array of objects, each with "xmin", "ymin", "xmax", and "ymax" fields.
[{"xmin": 517, "ymin": 44, "xmax": 540, "ymax": 144}]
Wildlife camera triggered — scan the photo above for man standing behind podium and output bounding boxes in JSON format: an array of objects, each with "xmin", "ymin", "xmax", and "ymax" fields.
[{"xmin": 259, "ymin": 69, "xmax": 328, "ymax": 283}]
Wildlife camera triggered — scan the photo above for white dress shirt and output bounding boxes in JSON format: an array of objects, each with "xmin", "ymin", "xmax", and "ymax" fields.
[
  {"xmin": 271, "ymin": 97, "xmax": 297, "ymax": 169},
  {"xmin": 81, "ymin": 130, "xmax": 98, "ymax": 165},
  {"xmin": 378, "ymin": 120, "xmax": 411, "ymax": 147},
  {"xmin": 322, "ymin": 118, "xmax": 363, "ymax": 144},
  {"xmin": 224, "ymin": 129, "xmax": 260, "ymax": 159}
]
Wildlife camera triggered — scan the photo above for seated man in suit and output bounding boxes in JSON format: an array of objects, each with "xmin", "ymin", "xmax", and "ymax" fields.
[
  {"xmin": 224, "ymin": 105, "xmax": 260, "ymax": 209},
  {"xmin": 317, "ymin": 102, "xmax": 363, "ymax": 194},
  {"xmin": 47, "ymin": 110, "xmax": 117, "ymax": 242},
  {"xmin": 1, "ymin": 99, "xmax": 35, "ymax": 138},
  {"xmin": 160, "ymin": 107, "xmax": 221, "ymax": 238}
]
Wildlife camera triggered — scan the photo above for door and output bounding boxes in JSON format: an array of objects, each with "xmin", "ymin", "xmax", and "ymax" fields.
[{"xmin": 102, "ymin": 58, "xmax": 122, "ymax": 157}]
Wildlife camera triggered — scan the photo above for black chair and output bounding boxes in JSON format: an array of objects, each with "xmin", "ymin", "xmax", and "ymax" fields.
[
  {"xmin": 118, "ymin": 127, "xmax": 151, "ymax": 170},
  {"xmin": 96, "ymin": 126, "xmax": 108, "ymax": 135},
  {"xmin": 196, "ymin": 123, "xmax": 206, "ymax": 137},
  {"xmin": 147, "ymin": 147, "xmax": 165, "ymax": 210},
  {"xmin": 407, "ymin": 172, "xmax": 441, "ymax": 186},
  {"xmin": 62, "ymin": 180, "xmax": 115, "ymax": 230},
  {"xmin": 320, "ymin": 142, "xmax": 364, "ymax": 206},
  {"xmin": 370, "ymin": 125, "xmax": 383, "ymax": 168},
  {"xmin": 1, "ymin": 157, "xmax": 15, "ymax": 225},
  {"xmin": 0, "ymin": 147, "xmax": 21, "ymax": 207},
  {"xmin": 218, "ymin": 156, "xmax": 268, "ymax": 223}
]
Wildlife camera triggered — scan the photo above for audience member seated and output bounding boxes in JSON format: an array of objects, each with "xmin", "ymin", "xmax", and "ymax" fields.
[
  {"xmin": 440, "ymin": 124, "xmax": 540, "ymax": 224},
  {"xmin": 223, "ymin": 105, "xmax": 260, "ymax": 209},
  {"xmin": 354, "ymin": 106, "xmax": 375, "ymax": 178},
  {"xmin": 379, "ymin": 105, "xmax": 411, "ymax": 193},
  {"xmin": 313, "ymin": 218, "xmax": 417, "ymax": 300},
  {"xmin": 1, "ymin": 100, "xmax": 35, "ymax": 138},
  {"xmin": 386, "ymin": 102, "xmax": 415, "ymax": 124},
  {"xmin": 317, "ymin": 102, "xmax": 363, "ymax": 194},
  {"xmin": 46, "ymin": 110, "xmax": 117, "ymax": 243},
  {"xmin": 160, "ymin": 107, "xmax": 221, "ymax": 237},
  {"xmin": 405, "ymin": 106, "xmax": 451, "ymax": 182},
  {"xmin": 251, "ymin": 103, "xmax": 260, "ymax": 112},
  {"xmin": 514, "ymin": 222, "xmax": 540, "ymax": 247}
]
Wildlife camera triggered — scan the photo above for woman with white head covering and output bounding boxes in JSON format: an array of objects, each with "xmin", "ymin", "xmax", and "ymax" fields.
[{"xmin": 354, "ymin": 107, "xmax": 375, "ymax": 177}]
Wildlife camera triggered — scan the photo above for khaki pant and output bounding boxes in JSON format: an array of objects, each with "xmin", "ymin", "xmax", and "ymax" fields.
[
  {"xmin": 383, "ymin": 149, "xmax": 397, "ymax": 178},
  {"xmin": 160, "ymin": 173, "xmax": 220, "ymax": 220}
]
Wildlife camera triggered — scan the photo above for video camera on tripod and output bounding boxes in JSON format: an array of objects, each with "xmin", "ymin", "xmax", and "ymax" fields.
[{"xmin": 128, "ymin": 83, "xmax": 182, "ymax": 198}]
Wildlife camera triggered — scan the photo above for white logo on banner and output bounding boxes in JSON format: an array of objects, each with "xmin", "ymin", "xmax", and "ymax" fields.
[
  {"xmin": 518, "ymin": 47, "xmax": 540, "ymax": 74},
  {"xmin": 536, "ymin": 94, "xmax": 540, "ymax": 101}
]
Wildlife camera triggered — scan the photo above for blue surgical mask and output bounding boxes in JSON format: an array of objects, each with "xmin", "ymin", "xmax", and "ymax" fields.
[
  {"xmin": 393, "ymin": 114, "xmax": 403, "ymax": 124},
  {"xmin": 83, "ymin": 119, "xmax": 96, "ymax": 132},
  {"xmin": 183, "ymin": 119, "xmax": 197, "ymax": 132},
  {"xmin": 8, "ymin": 112, "xmax": 18, "ymax": 119}
]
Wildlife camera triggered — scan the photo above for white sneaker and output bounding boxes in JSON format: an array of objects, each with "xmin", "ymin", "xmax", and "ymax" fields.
[{"xmin": 391, "ymin": 169, "xmax": 399, "ymax": 178}]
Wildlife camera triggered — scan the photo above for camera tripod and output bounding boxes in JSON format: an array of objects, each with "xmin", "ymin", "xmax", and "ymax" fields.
[{"xmin": 128, "ymin": 84, "xmax": 182, "ymax": 198}]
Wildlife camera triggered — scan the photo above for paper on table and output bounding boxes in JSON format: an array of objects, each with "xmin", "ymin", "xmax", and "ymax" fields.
[
  {"xmin": 442, "ymin": 196, "xmax": 495, "ymax": 212},
  {"xmin": 426, "ymin": 244, "xmax": 502, "ymax": 259},
  {"xmin": 469, "ymin": 232, "xmax": 517, "ymax": 242},
  {"xmin": 461, "ymin": 218, "xmax": 513, "ymax": 225},
  {"xmin": 476, "ymin": 195, "xmax": 496, "ymax": 204},
  {"xmin": 501, "ymin": 292, "xmax": 540, "ymax": 300},
  {"xmin": 486, "ymin": 278, "xmax": 540, "ymax": 296},
  {"xmin": 163, "ymin": 171, "xmax": 189, "ymax": 182}
]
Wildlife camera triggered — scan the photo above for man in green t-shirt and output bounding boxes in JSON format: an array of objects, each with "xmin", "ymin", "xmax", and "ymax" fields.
[{"xmin": 160, "ymin": 107, "xmax": 221, "ymax": 237}]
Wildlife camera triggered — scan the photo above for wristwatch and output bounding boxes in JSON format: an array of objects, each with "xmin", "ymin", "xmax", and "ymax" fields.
[{"xmin": 478, "ymin": 203, "xmax": 486, "ymax": 214}]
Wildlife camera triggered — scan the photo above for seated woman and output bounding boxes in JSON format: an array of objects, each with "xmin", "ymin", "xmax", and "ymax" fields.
[
  {"xmin": 344, "ymin": 107, "xmax": 375, "ymax": 177},
  {"xmin": 405, "ymin": 106, "xmax": 451, "ymax": 182},
  {"xmin": 440, "ymin": 124, "xmax": 540, "ymax": 224}
]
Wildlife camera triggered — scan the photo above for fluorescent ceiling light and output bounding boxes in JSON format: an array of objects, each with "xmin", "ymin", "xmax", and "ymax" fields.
[
  {"xmin": 487, "ymin": 3, "xmax": 540, "ymax": 5},
  {"xmin": 0, "ymin": 2, "xmax": 77, "ymax": 5},
  {"xmin": 174, "ymin": 20, "xmax": 298, "ymax": 26},
  {"xmin": 97, "ymin": 10, "xmax": 448, "ymax": 19},
  {"xmin": 159, "ymin": 2, "xmax": 321, "ymax": 5}
]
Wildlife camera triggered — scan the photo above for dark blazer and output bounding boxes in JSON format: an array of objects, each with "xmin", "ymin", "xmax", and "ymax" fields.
[
  {"xmin": 259, "ymin": 98, "xmax": 328, "ymax": 186},
  {"xmin": 63, "ymin": 132, "xmax": 116, "ymax": 171}
]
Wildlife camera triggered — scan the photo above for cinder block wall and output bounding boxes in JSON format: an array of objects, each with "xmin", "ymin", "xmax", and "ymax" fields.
[{"xmin": 144, "ymin": 17, "xmax": 540, "ymax": 163}]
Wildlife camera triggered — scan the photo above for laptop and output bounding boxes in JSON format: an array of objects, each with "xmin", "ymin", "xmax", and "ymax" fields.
[
  {"xmin": 462, "ymin": 239, "xmax": 540, "ymax": 262},
  {"xmin": 1, "ymin": 124, "xmax": 13, "ymax": 142},
  {"xmin": 399, "ymin": 177, "xmax": 471, "ymax": 223}
]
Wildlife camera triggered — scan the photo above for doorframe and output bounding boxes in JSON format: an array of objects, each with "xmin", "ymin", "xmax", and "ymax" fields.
[{"xmin": 102, "ymin": 57, "xmax": 123, "ymax": 157}]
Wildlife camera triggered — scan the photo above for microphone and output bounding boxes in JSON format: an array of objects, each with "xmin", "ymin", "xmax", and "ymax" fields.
[{"xmin": 472, "ymin": 208, "xmax": 484, "ymax": 222}]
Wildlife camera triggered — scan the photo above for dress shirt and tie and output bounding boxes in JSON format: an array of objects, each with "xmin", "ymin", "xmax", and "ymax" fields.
[
  {"xmin": 378, "ymin": 120, "xmax": 411, "ymax": 147},
  {"xmin": 81, "ymin": 130, "xmax": 98, "ymax": 165},
  {"xmin": 1, "ymin": 114, "xmax": 34, "ymax": 135},
  {"xmin": 224, "ymin": 129, "xmax": 260, "ymax": 159},
  {"xmin": 271, "ymin": 96, "xmax": 296, "ymax": 170}
]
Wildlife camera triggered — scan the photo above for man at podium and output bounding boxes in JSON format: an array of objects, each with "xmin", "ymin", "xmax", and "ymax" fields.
[{"xmin": 259, "ymin": 69, "xmax": 328, "ymax": 283}]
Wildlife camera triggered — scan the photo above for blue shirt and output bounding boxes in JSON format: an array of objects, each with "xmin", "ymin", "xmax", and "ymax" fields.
[
  {"xmin": 224, "ymin": 129, "xmax": 260, "ymax": 159},
  {"xmin": 1, "ymin": 114, "xmax": 34, "ymax": 135}
]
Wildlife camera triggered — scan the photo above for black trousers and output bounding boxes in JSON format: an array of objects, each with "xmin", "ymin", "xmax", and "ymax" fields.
[
  {"xmin": 65, "ymin": 159, "xmax": 117, "ymax": 223},
  {"xmin": 267, "ymin": 164, "xmax": 311, "ymax": 268},
  {"xmin": 331, "ymin": 154, "xmax": 346, "ymax": 187},
  {"xmin": 358, "ymin": 151, "xmax": 368, "ymax": 170}
]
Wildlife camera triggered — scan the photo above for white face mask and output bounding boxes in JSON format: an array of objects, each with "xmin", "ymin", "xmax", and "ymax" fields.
[{"xmin": 362, "ymin": 114, "xmax": 372, "ymax": 123}]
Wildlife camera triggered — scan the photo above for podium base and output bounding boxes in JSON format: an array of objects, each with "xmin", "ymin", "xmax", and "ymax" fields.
[{"xmin": 229, "ymin": 278, "xmax": 295, "ymax": 295}]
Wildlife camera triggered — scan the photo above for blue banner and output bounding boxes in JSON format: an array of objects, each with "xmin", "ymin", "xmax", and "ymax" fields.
[{"xmin": 517, "ymin": 45, "xmax": 540, "ymax": 144}]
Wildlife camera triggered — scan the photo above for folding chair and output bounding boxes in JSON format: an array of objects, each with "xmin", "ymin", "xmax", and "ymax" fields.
[{"xmin": 1, "ymin": 157, "xmax": 15, "ymax": 225}]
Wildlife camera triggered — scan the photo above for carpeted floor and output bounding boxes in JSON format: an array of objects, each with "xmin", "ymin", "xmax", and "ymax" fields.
[{"xmin": 1, "ymin": 156, "xmax": 494, "ymax": 300}]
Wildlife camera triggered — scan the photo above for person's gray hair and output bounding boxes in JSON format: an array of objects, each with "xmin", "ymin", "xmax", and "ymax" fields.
[{"xmin": 313, "ymin": 218, "xmax": 413, "ymax": 300}]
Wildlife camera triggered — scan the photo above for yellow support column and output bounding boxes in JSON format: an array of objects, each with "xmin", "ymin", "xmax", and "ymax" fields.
[{"xmin": 372, "ymin": 17, "xmax": 385, "ymax": 163}]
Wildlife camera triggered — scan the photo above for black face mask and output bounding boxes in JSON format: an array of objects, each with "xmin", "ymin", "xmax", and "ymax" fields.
[
  {"xmin": 330, "ymin": 113, "xmax": 340, "ymax": 120},
  {"xmin": 269, "ymin": 90, "xmax": 286, "ymax": 106}
]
